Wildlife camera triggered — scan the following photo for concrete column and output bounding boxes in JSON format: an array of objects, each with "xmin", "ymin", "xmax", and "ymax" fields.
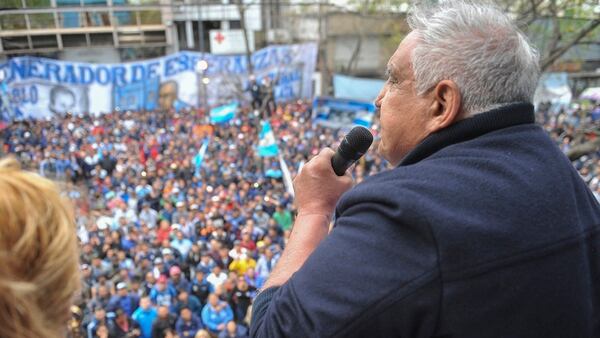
[
  {"xmin": 107, "ymin": 0, "xmax": 119, "ymax": 47},
  {"xmin": 50, "ymin": 0, "xmax": 63, "ymax": 49},
  {"xmin": 21, "ymin": 0, "xmax": 33, "ymax": 50},
  {"xmin": 186, "ymin": 20, "xmax": 194, "ymax": 49}
]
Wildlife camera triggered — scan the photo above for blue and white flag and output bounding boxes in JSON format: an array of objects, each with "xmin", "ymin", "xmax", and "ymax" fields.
[
  {"xmin": 210, "ymin": 102, "xmax": 238, "ymax": 124},
  {"xmin": 265, "ymin": 168, "xmax": 283, "ymax": 178},
  {"xmin": 258, "ymin": 120, "xmax": 279, "ymax": 157},
  {"xmin": 194, "ymin": 138, "xmax": 210, "ymax": 177}
]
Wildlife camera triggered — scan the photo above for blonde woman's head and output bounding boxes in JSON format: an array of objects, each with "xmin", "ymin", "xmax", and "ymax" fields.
[
  {"xmin": 195, "ymin": 329, "xmax": 212, "ymax": 338},
  {"xmin": 0, "ymin": 157, "xmax": 80, "ymax": 338}
]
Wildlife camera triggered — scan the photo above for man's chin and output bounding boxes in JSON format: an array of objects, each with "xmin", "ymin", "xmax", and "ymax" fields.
[
  {"xmin": 377, "ymin": 142, "xmax": 384, "ymax": 156},
  {"xmin": 378, "ymin": 143, "xmax": 403, "ymax": 167},
  {"xmin": 377, "ymin": 143, "xmax": 391, "ymax": 164}
]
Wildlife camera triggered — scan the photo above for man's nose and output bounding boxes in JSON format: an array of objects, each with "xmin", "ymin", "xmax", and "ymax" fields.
[
  {"xmin": 374, "ymin": 88, "xmax": 385, "ymax": 109},
  {"xmin": 374, "ymin": 82, "xmax": 387, "ymax": 109}
]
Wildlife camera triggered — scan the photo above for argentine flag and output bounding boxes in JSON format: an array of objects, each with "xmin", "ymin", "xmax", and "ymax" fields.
[
  {"xmin": 194, "ymin": 138, "xmax": 210, "ymax": 177},
  {"xmin": 258, "ymin": 120, "xmax": 279, "ymax": 157},
  {"xmin": 210, "ymin": 102, "xmax": 237, "ymax": 124}
]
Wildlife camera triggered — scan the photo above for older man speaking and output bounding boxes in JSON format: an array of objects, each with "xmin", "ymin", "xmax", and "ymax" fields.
[{"xmin": 251, "ymin": 1, "xmax": 600, "ymax": 337}]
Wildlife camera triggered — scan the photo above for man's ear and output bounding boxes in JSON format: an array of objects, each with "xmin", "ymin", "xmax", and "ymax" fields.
[{"xmin": 427, "ymin": 80, "xmax": 462, "ymax": 133}]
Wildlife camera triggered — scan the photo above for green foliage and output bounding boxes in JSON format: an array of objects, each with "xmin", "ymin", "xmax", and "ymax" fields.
[
  {"xmin": 0, "ymin": 15, "xmax": 27, "ymax": 30},
  {"xmin": 26, "ymin": 0, "xmax": 52, "ymax": 8},
  {"xmin": 29, "ymin": 13, "xmax": 55, "ymax": 29},
  {"xmin": 139, "ymin": 10, "xmax": 161, "ymax": 25}
]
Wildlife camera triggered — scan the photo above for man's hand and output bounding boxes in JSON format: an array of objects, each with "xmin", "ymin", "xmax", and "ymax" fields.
[
  {"xmin": 293, "ymin": 148, "xmax": 353, "ymax": 216},
  {"xmin": 262, "ymin": 148, "xmax": 353, "ymax": 290}
]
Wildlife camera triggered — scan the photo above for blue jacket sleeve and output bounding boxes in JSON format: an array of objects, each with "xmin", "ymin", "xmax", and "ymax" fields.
[
  {"xmin": 175, "ymin": 318, "xmax": 184, "ymax": 337},
  {"xmin": 87, "ymin": 322, "xmax": 94, "ymax": 338},
  {"xmin": 250, "ymin": 179, "xmax": 441, "ymax": 337},
  {"xmin": 202, "ymin": 306, "xmax": 219, "ymax": 331},
  {"xmin": 194, "ymin": 315, "xmax": 203, "ymax": 330},
  {"xmin": 190, "ymin": 296, "xmax": 202, "ymax": 316},
  {"xmin": 149, "ymin": 289, "xmax": 157, "ymax": 303},
  {"xmin": 222, "ymin": 303, "xmax": 234, "ymax": 323}
]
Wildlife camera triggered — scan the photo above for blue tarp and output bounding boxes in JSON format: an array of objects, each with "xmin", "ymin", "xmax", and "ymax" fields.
[
  {"xmin": 312, "ymin": 96, "xmax": 376, "ymax": 130},
  {"xmin": 333, "ymin": 74, "xmax": 385, "ymax": 103}
]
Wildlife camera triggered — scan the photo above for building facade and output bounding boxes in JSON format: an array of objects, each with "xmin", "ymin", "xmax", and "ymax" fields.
[{"xmin": 0, "ymin": 0, "xmax": 275, "ymax": 63}]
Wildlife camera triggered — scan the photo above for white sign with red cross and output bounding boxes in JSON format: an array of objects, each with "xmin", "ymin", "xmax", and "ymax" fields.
[{"xmin": 209, "ymin": 29, "xmax": 255, "ymax": 55}]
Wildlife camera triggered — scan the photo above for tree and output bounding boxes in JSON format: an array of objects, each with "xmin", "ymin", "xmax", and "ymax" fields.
[
  {"xmin": 492, "ymin": 0, "xmax": 599, "ymax": 70},
  {"xmin": 346, "ymin": 0, "xmax": 599, "ymax": 72},
  {"xmin": 344, "ymin": 0, "xmax": 408, "ymax": 75}
]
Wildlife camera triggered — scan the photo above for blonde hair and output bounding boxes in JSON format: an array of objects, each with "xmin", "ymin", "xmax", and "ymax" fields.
[
  {"xmin": 195, "ymin": 329, "xmax": 212, "ymax": 338},
  {"xmin": 0, "ymin": 157, "xmax": 80, "ymax": 338}
]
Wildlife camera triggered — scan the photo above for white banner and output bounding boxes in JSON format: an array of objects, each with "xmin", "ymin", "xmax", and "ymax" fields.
[{"xmin": 0, "ymin": 43, "xmax": 318, "ymax": 120}]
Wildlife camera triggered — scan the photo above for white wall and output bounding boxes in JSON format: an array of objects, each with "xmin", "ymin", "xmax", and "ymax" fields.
[
  {"xmin": 290, "ymin": 17, "xmax": 320, "ymax": 41},
  {"xmin": 333, "ymin": 36, "xmax": 380, "ymax": 71}
]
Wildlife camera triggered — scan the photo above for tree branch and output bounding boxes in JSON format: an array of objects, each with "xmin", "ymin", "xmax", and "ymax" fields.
[
  {"xmin": 546, "ymin": 0, "xmax": 562, "ymax": 59},
  {"xmin": 516, "ymin": 0, "xmax": 543, "ymax": 30},
  {"xmin": 345, "ymin": 38, "xmax": 362, "ymax": 74},
  {"xmin": 541, "ymin": 18, "xmax": 600, "ymax": 70}
]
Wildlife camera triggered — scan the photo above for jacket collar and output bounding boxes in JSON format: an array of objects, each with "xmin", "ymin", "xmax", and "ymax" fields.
[{"xmin": 399, "ymin": 102, "xmax": 535, "ymax": 166}]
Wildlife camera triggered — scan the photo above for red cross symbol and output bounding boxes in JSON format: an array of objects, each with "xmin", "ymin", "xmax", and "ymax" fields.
[{"xmin": 215, "ymin": 32, "xmax": 225, "ymax": 44}]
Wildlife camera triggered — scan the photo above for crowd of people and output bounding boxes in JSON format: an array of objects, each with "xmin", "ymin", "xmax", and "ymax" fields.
[
  {"xmin": 536, "ymin": 101, "xmax": 600, "ymax": 201},
  {"xmin": 0, "ymin": 102, "xmax": 387, "ymax": 338},
  {"xmin": 1, "ymin": 98, "xmax": 599, "ymax": 338}
]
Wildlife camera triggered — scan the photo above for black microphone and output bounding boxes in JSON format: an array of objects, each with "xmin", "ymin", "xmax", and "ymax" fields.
[{"xmin": 331, "ymin": 126, "xmax": 374, "ymax": 176}]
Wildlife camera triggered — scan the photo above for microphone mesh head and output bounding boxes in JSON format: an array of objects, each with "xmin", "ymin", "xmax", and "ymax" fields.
[{"xmin": 346, "ymin": 126, "xmax": 374, "ymax": 154}]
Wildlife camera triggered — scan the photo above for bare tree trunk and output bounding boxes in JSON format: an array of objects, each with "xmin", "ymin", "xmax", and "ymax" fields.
[
  {"xmin": 317, "ymin": 0, "xmax": 332, "ymax": 95},
  {"xmin": 237, "ymin": 0, "xmax": 254, "ymax": 75},
  {"xmin": 345, "ymin": 37, "xmax": 362, "ymax": 75},
  {"xmin": 345, "ymin": 2, "xmax": 370, "ymax": 75}
]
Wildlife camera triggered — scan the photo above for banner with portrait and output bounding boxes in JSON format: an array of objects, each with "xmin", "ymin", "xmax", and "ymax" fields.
[{"xmin": 0, "ymin": 43, "xmax": 318, "ymax": 121}]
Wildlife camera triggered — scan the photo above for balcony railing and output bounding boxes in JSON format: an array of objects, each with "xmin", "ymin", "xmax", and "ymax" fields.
[{"xmin": 0, "ymin": 0, "xmax": 169, "ymax": 54}]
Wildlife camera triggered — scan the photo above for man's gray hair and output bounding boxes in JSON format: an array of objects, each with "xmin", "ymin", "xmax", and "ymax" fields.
[{"xmin": 407, "ymin": 0, "xmax": 540, "ymax": 116}]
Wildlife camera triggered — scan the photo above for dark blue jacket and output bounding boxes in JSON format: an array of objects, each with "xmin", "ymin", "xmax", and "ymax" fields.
[
  {"xmin": 175, "ymin": 313, "xmax": 203, "ymax": 337},
  {"xmin": 107, "ymin": 294, "xmax": 139, "ymax": 317},
  {"xmin": 251, "ymin": 103, "xmax": 600, "ymax": 337},
  {"xmin": 172, "ymin": 294, "xmax": 203, "ymax": 318}
]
